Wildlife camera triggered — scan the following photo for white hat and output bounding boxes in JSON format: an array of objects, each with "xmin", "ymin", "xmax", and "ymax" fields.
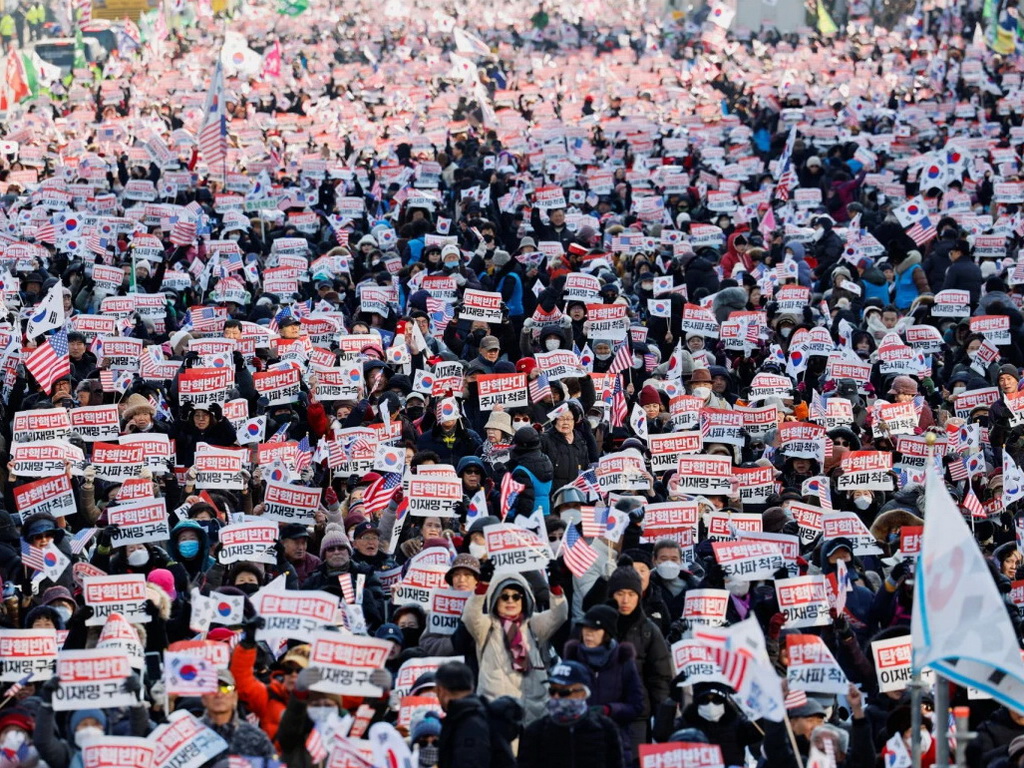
[{"xmin": 441, "ymin": 244, "xmax": 461, "ymax": 259}]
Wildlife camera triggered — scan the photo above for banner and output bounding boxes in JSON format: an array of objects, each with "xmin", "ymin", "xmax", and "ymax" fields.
[
  {"xmin": 107, "ymin": 499, "xmax": 169, "ymax": 546},
  {"xmin": 83, "ymin": 574, "xmax": 150, "ymax": 626},
  {"xmin": 485, "ymin": 524, "xmax": 551, "ymax": 573},
  {"xmin": 476, "ymin": 374, "xmax": 527, "ymax": 410},
  {"xmin": 52, "ymin": 649, "xmax": 135, "ymax": 711},
  {"xmin": 263, "ymin": 481, "xmax": 322, "ymax": 523}
]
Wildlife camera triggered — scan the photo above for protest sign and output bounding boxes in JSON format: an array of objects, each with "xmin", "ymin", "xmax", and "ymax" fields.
[
  {"xmin": 255, "ymin": 588, "xmax": 340, "ymax": 639},
  {"xmin": 476, "ymin": 374, "xmax": 527, "ymax": 410},
  {"xmin": 838, "ymin": 451, "xmax": 894, "ymax": 491},
  {"xmin": 149, "ymin": 710, "xmax": 230, "ymax": 768},
  {"xmin": 308, "ymin": 631, "xmax": 393, "ymax": 697},
  {"xmin": 670, "ymin": 639, "xmax": 726, "ymax": 685},
  {"xmin": 391, "ymin": 565, "xmax": 449, "ymax": 606},
  {"xmin": 12, "ymin": 408, "xmax": 71, "ymax": 443},
  {"xmin": 194, "ymin": 444, "xmax": 244, "ymax": 489},
  {"xmin": 683, "ymin": 589, "xmax": 730, "ymax": 627},
  {"xmin": 92, "ymin": 442, "xmax": 144, "ymax": 482},
  {"xmin": 711, "ymin": 540, "xmax": 784, "ymax": 581},
  {"xmin": 52, "ymin": 649, "xmax": 135, "ymax": 711},
  {"xmin": 107, "ymin": 499, "xmax": 169, "ymax": 546},
  {"xmin": 218, "ymin": 521, "xmax": 279, "ymax": 565},
  {"xmin": 639, "ymin": 743, "xmax": 725, "ymax": 768},
  {"xmin": 407, "ymin": 476, "xmax": 462, "ymax": 517},
  {"xmin": 648, "ymin": 432, "xmax": 702, "ymax": 472},
  {"xmin": 672, "ymin": 456, "xmax": 732, "ymax": 494},
  {"xmin": 0, "ymin": 628, "xmax": 57, "ymax": 681},
  {"xmin": 485, "ymin": 524, "xmax": 551, "ymax": 573},
  {"xmin": 80, "ymin": 737, "xmax": 155, "ymax": 768},
  {"xmin": 254, "ymin": 367, "xmax": 302, "ymax": 405},
  {"xmin": 776, "ymin": 575, "xmax": 831, "ymax": 629},
  {"xmin": 427, "ymin": 588, "xmax": 470, "ymax": 636},
  {"xmin": 14, "ymin": 473, "xmax": 76, "ymax": 518},
  {"xmin": 459, "ymin": 289, "xmax": 503, "ymax": 323},
  {"xmin": 68, "ymin": 405, "xmax": 121, "ymax": 442},
  {"xmin": 786, "ymin": 634, "xmax": 849, "ymax": 694},
  {"xmin": 83, "ymin": 574, "xmax": 150, "ymax": 626},
  {"xmin": 263, "ymin": 480, "xmax": 322, "ymax": 523}
]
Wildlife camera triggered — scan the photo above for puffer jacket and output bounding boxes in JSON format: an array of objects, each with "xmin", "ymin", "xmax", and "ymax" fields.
[
  {"xmin": 462, "ymin": 574, "xmax": 568, "ymax": 725},
  {"xmin": 541, "ymin": 428, "xmax": 591, "ymax": 494},
  {"xmin": 612, "ymin": 603, "xmax": 672, "ymax": 720}
]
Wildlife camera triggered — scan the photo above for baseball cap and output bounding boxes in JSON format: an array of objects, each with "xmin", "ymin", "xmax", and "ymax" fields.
[{"xmin": 546, "ymin": 661, "xmax": 593, "ymax": 688}]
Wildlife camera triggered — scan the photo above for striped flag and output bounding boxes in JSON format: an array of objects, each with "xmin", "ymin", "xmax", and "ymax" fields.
[
  {"xmin": 571, "ymin": 467, "xmax": 601, "ymax": 499},
  {"xmin": 3, "ymin": 673, "xmax": 32, "ymax": 701},
  {"xmin": 560, "ymin": 525, "xmax": 599, "ymax": 578},
  {"xmin": 20, "ymin": 540, "xmax": 45, "ymax": 571},
  {"xmin": 69, "ymin": 528, "xmax": 97, "ymax": 555},
  {"xmin": 500, "ymin": 472, "xmax": 525, "ymax": 520},
  {"xmin": 306, "ymin": 725, "xmax": 327, "ymax": 763},
  {"xmin": 293, "ymin": 436, "xmax": 313, "ymax": 474},
  {"xmin": 170, "ymin": 218, "xmax": 198, "ymax": 246},
  {"xmin": 528, "ymin": 373, "xmax": 551, "ymax": 404},
  {"xmin": 25, "ymin": 329, "xmax": 70, "ymax": 394},
  {"xmin": 784, "ymin": 688, "xmax": 808, "ymax": 710},
  {"xmin": 773, "ymin": 125, "xmax": 797, "ymax": 203},
  {"xmin": 608, "ymin": 341, "xmax": 632, "ymax": 374},
  {"xmin": 198, "ymin": 60, "xmax": 228, "ymax": 174},
  {"xmin": 362, "ymin": 472, "xmax": 401, "ymax": 517},
  {"xmin": 580, "ymin": 505, "xmax": 609, "ymax": 538},
  {"xmin": 611, "ymin": 376, "xmax": 628, "ymax": 428},
  {"xmin": 906, "ymin": 216, "xmax": 937, "ymax": 247},
  {"xmin": 964, "ymin": 487, "xmax": 986, "ymax": 518}
]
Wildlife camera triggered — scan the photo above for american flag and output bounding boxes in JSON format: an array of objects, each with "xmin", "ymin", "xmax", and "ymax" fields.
[
  {"xmin": 561, "ymin": 525, "xmax": 599, "ymax": 578},
  {"xmin": 643, "ymin": 352, "xmax": 658, "ymax": 372},
  {"xmin": 19, "ymin": 540, "xmax": 45, "ymax": 571},
  {"xmin": 3, "ymin": 673, "xmax": 32, "ymax": 701},
  {"xmin": 198, "ymin": 60, "xmax": 228, "ymax": 174},
  {"xmin": 306, "ymin": 725, "xmax": 327, "ymax": 764},
  {"xmin": 906, "ymin": 216, "xmax": 937, "ymax": 247},
  {"xmin": 773, "ymin": 125, "xmax": 797, "ymax": 203},
  {"xmin": 580, "ymin": 505, "xmax": 609, "ymax": 538},
  {"xmin": 964, "ymin": 487, "xmax": 986, "ymax": 518},
  {"xmin": 69, "ymin": 528, "xmax": 97, "ymax": 555},
  {"xmin": 611, "ymin": 376, "xmax": 627, "ymax": 428},
  {"xmin": 362, "ymin": 472, "xmax": 401, "ymax": 517},
  {"xmin": 528, "ymin": 373, "xmax": 551, "ymax": 404},
  {"xmin": 710, "ymin": 646, "xmax": 750, "ymax": 694},
  {"xmin": 25, "ymin": 329, "xmax": 70, "ymax": 394},
  {"xmin": 170, "ymin": 218, "xmax": 198, "ymax": 246},
  {"xmin": 293, "ymin": 436, "xmax": 312, "ymax": 474},
  {"xmin": 810, "ymin": 390, "xmax": 826, "ymax": 420},
  {"xmin": 784, "ymin": 688, "xmax": 808, "ymax": 710},
  {"xmin": 608, "ymin": 341, "xmax": 632, "ymax": 374},
  {"xmin": 571, "ymin": 467, "xmax": 600, "ymax": 498},
  {"xmin": 500, "ymin": 472, "xmax": 525, "ymax": 520},
  {"xmin": 425, "ymin": 297, "xmax": 455, "ymax": 336}
]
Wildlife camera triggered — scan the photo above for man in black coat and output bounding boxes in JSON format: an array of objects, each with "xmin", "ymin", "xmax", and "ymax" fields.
[
  {"xmin": 436, "ymin": 661, "xmax": 515, "ymax": 768},
  {"xmin": 941, "ymin": 239, "xmax": 983, "ymax": 307},
  {"xmin": 518, "ymin": 660, "xmax": 624, "ymax": 768}
]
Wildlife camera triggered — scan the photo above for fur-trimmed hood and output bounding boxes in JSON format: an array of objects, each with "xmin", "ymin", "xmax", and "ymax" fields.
[{"xmin": 870, "ymin": 507, "xmax": 925, "ymax": 543}]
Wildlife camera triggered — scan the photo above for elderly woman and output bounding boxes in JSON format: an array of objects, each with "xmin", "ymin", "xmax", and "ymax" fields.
[
  {"xmin": 540, "ymin": 402, "xmax": 596, "ymax": 495},
  {"xmin": 462, "ymin": 573, "xmax": 567, "ymax": 725}
]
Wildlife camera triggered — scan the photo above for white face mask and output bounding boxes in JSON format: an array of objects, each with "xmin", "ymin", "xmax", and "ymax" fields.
[
  {"xmin": 127, "ymin": 548, "xmax": 150, "ymax": 566},
  {"xmin": 697, "ymin": 703, "xmax": 726, "ymax": 722},
  {"xmin": 780, "ymin": 326, "xmax": 793, "ymax": 338},
  {"xmin": 75, "ymin": 727, "xmax": 104, "ymax": 748},
  {"xmin": 691, "ymin": 386, "xmax": 711, "ymax": 400},
  {"xmin": 854, "ymin": 495, "xmax": 872, "ymax": 510},
  {"xmin": 469, "ymin": 542, "xmax": 487, "ymax": 560},
  {"xmin": 632, "ymin": 355, "xmax": 644, "ymax": 368},
  {"xmin": 811, "ymin": 228, "xmax": 824, "ymax": 241},
  {"xmin": 307, "ymin": 706, "xmax": 336, "ymax": 724},
  {"xmin": 916, "ymin": 729, "xmax": 932, "ymax": 754},
  {"xmin": 595, "ymin": 352, "xmax": 612, "ymax": 361},
  {"xmin": 655, "ymin": 561, "xmax": 681, "ymax": 581},
  {"xmin": 545, "ymin": 339, "xmax": 561, "ymax": 351},
  {"xmin": 1, "ymin": 731, "xmax": 26, "ymax": 751},
  {"xmin": 725, "ymin": 578, "xmax": 749, "ymax": 597}
]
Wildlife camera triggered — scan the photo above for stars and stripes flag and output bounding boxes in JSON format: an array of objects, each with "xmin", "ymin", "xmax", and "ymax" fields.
[
  {"xmin": 69, "ymin": 528, "xmax": 97, "ymax": 555},
  {"xmin": 425, "ymin": 297, "xmax": 455, "ymax": 336},
  {"xmin": 306, "ymin": 725, "xmax": 328, "ymax": 764},
  {"xmin": 2, "ymin": 673, "xmax": 32, "ymax": 702},
  {"xmin": 528, "ymin": 372, "xmax": 552, "ymax": 404},
  {"xmin": 608, "ymin": 341, "xmax": 633, "ymax": 374},
  {"xmin": 19, "ymin": 540, "xmax": 45, "ymax": 571},
  {"xmin": 500, "ymin": 472, "xmax": 525, "ymax": 520},
  {"xmin": 293, "ymin": 436, "xmax": 313, "ymax": 474},
  {"xmin": 170, "ymin": 218, "xmax": 198, "ymax": 246},
  {"xmin": 25, "ymin": 329, "xmax": 70, "ymax": 394},
  {"xmin": 907, "ymin": 215, "xmax": 937, "ymax": 246},
  {"xmin": 580, "ymin": 505, "xmax": 609, "ymax": 538},
  {"xmin": 964, "ymin": 487, "xmax": 986, "ymax": 518},
  {"xmin": 362, "ymin": 472, "xmax": 402, "ymax": 517},
  {"xmin": 198, "ymin": 59, "xmax": 228, "ymax": 175},
  {"xmin": 784, "ymin": 688, "xmax": 808, "ymax": 710},
  {"xmin": 811, "ymin": 389, "xmax": 827, "ymax": 420},
  {"xmin": 571, "ymin": 467, "xmax": 601, "ymax": 499},
  {"xmin": 611, "ymin": 376, "xmax": 628, "ymax": 428},
  {"xmin": 773, "ymin": 125, "xmax": 797, "ymax": 202},
  {"xmin": 560, "ymin": 524, "xmax": 599, "ymax": 578}
]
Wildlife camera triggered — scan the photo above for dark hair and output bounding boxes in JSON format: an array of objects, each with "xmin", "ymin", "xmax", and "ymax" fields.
[
  {"xmin": 881, "ymin": 305, "xmax": 899, "ymax": 316},
  {"xmin": 434, "ymin": 661, "xmax": 475, "ymax": 693},
  {"xmin": 224, "ymin": 319, "xmax": 242, "ymax": 331},
  {"xmin": 411, "ymin": 450, "xmax": 441, "ymax": 468}
]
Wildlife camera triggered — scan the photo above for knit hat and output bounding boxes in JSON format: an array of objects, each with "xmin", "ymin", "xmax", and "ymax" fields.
[
  {"xmin": 577, "ymin": 604, "xmax": 619, "ymax": 634},
  {"xmin": 122, "ymin": 393, "xmax": 156, "ymax": 421},
  {"xmin": 320, "ymin": 525, "xmax": 352, "ymax": 556},
  {"xmin": 146, "ymin": 568, "xmax": 177, "ymax": 601},
  {"xmin": 887, "ymin": 376, "xmax": 918, "ymax": 396},
  {"xmin": 639, "ymin": 386, "xmax": 661, "ymax": 406},
  {"xmin": 999, "ymin": 364, "xmax": 1020, "ymax": 381},
  {"xmin": 606, "ymin": 565, "xmax": 643, "ymax": 597},
  {"xmin": 0, "ymin": 708, "xmax": 33, "ymax": 735},
  {"xmin": 169, "ymin": 329, "xmax": 193, "ymax": 356},
  {"xmin": 70, "ymin": 709, "xmax": 107, "ymax": 733},
  {"xmin": 40, "ymin": 586, "xmax": 73, "ymax": 606},
  {"xmin": 411, "ymin": 713, "xmax": 443, "ymax": 743},
  {"xmin": 492, "ymin": 250, "xmax": 511, "ymax": 267},
  {"xmin": 512, "ymin": 426, "xmax": 540, "ymax": 451},
  {"xmin": 762, "ymin": 507, "xmax": 789, "ymax": 534}
]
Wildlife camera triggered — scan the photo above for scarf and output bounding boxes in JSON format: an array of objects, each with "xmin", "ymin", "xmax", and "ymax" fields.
[{"xmin": 502, "ymin": 616, "xmax": 528, "ymax": 672}]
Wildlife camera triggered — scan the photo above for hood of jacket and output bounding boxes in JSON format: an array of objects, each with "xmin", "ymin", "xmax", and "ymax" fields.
[
  {"xmin": 538, "ymin": 324, "xmax": 571, "ymax": 349},
  {"xmin": 485, "ymin": 573, "xmax": 535, "ymax": 619},
  {"xmin": 785, "ymin": 241, "xmax": 806, "ymax": 261},
  {"xmin": 168, "ymin": 519, "xmax": 210, "ymax": 563}
]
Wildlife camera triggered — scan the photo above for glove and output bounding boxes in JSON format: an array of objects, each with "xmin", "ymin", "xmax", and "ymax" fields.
[
  {"xmin": 83, "ymin": 466, "xmax": 96, "ymax": 484},
  {"xmin": 550, "ymin": 585, "xmax": 564, "ymax": 597},
  {"xmin": 768, "ymin": 612, "xmax": 787, "ymax": 640},
  {"xmin": 559, "ymin": 314, "xmax": 572, "ymax": 328},
  {"xmin": 144, "ymin": 599, "xmax": 161, "ymax": 618},
  {"xmin": 833, "ymin": 613, "xmax": 853, "ymax": 641},
  {"xmin": 453, "ymin": 273, "xmax": 467, "ymax": 287},
  {"xmin": 240, "ymin": 616, "xmax": 265, "ymax": 647},
  {"xmin": 369, "ymin": 668, "xmax": 393, "ymax": 693},
  {"xmin": 39, "ymin": 675, "xmax": 60, "ymax": 704},
  {"xmin": 98, "ymin": 525, "xmax": 118, "ymax": 545},
  {"xmin": 72, "ymin": 605, "xmax": 93, "ymax": 624},
  {"xmin": 523, "ymin": 318, "xmax": 535, "ymax": 331},
  {"xmin": 294, "ymin": 667, "xmax": 322, "ymax": 700},
  {"xmin": 475, "ymin": 582, "xmax": 490, "ymax": 595},
  {"xmin": 667, "ymin": 617, "xmax": 689, "ymax": 643},
  {"xmin": 889, "ymin": 561, "xmax": 909, "ymax": 584},
  {"xmin": 122, "ymin": 673, "xmax": 142, "ymax": 696}
]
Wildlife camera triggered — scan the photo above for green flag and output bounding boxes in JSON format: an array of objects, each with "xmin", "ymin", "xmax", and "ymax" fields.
[
  {"xmin": 73, "ymin": 27, "xmax": 87, "ymax": 70},
  {"xmin": 20, "ymin": 54, "xmax": 38, "ymax": 97},
  {"xmin": 276, "ymin": 0, "xmax": 307, "ymax": 15},
  {"xmin": 816, "ymin": 0, "xmax": 838, "ymax": 36}
]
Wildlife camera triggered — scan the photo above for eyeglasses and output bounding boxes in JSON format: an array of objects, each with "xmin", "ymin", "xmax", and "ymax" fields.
[
  {"xmin": 549, "ymin": 687, "xmax": 587, "ymax": 698},
  {"xmin": 833, "ymin": 439, "xmax": 850, "ymax": 447},
  {"xmin": 217, "ymin": 683, "xmax": 236, "ymax": 694},
  {"xmin": 463, "ymin": 468, "xmax": 483, "ymax": 475},
  {"xmin": 499, "ymin": 593, "xmax": 523, "ymax": 602}
]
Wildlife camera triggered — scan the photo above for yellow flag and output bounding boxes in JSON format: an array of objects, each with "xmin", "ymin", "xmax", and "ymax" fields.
[{"xmin": 817, "ymin": 0, "xmax": 838, "ymax": 36}]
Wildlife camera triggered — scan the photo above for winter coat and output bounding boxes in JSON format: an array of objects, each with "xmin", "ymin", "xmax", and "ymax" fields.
[
  {"xmin": 942, "ymin": 256, "xmax": 984, "ymax": 307},
  {"xmin": 463, "ymin": 574, "xmax": 568, "ymax": 725},
  {"xmin": 711, "ymin": 287, "xmax": 749, "ymax": 324},
  {"xmin": 563, "ymin": 639, "xmax": 644, "ymax": 762},
  {"xmin": 720, "ymin": 234, "xmax": 754, "ymax": 278},
  {"xmin": 230, "ymin": 643, "xmax": 291, "ymax": 741},
  {"xmin": 416, "ymin": 423, "xmax": 483, "ymax": 466},
  {"xmin": 507, "ymin": 446, "xmax": 555, "ymax": 519},
  {"xmin": 541, "ymin": 428, "xmax": 591, "ymax": 495},
  {"xmin": 518, "ymin": 710, "xmax": 625, "ymax": 768},
  {"xmin": 683, "ymin": 252, "xmax": 720, "ymax": 301},
  {"xmin": 172, "ymin": 416, "xmax": 237, "ymax": 466},
  {"xmin": 783, "ymin": 241, "xmax": 813, "ymax": 287},
  {"xmin": 677, "ymin": 701, "xmax": 763, "ymax": 767},
  {"xmin": 923, "ymin": 237, "xmax": 954, "ymax": 293},
  {"xmin": 167, "ymin": 519, "xmax": 216, "ymax": 583},
  {"xmin": 967, "ymin": 707, "xmax": 1024, "ymax": 768},
  {"xmin": 612, "ymin": 604, "xmax": 672, "ymax": 720},
  {"xmin": 438, "ymin": 694, "xmax": 513, "ymax": 768}
]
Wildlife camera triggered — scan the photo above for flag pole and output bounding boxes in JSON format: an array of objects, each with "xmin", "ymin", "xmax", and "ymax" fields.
[{"xmin": 912, "ymin": 430, "xmax": 939, "ymax": 768}]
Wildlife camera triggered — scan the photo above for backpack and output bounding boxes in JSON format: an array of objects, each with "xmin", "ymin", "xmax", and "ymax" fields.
[{"xmin": 484, "ymin": 695, "xmax": 523, "ymax": 768}]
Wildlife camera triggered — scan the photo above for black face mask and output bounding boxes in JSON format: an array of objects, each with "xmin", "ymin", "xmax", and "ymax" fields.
[
  {"xmin": 406, "ymin": 406, "xmax": 424, "ymax": 421},
  {"xmin": 236, "ymin": 583, "xmax": 259, "ymax": 596},
  {"xmin": 401, "ymin": 626, "xmax": 423, "ymax": 649}
]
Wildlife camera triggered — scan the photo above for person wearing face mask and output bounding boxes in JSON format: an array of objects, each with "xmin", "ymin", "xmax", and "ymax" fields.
[
  {"xmin": 517, "ymin": 661, "xmax": 624, "ymax": 768},
  {"xmin": 849, "ymin": 489, "xmax": 878, "ymax": 524},
  {"xmin": 301, "ymin": 525, "xmax": 386, "ymax": 633},
  {"xmin": 409, "ymin": 713, "xmax": 443, "ymax": 768},
  {"xmin": 650, "ymin": 540, "xmax": 702, "ymax": 626},
  {"xmin": 671, "ymin": 683, "xmax": 762, "ymax": 767},
  {"xmin": 95, "ymin": 534, "xmax": 189, "ymax": 598},
  {"xmin": 168, "ymin": 520, "xmax": 215, "ymax": 584},
  {"xmin": 562, "ymin": 605, "xmax": 643, "ymax": 764},
  {"xmin": 687, "ymin": 367, "xmax": 725, "ymax": 409},
  {"xmin": 393, "ymin": 604, "xmax": 428, "ymax": 650},
  {"xmin": 276, "ymin": 676, "xmax": 346, "ymax": 768},
  {"xmin": 0, "ymin": 709, "xmax": 40, "ymax": 768},
  {"xmin": 884, "ymin": 707, "xmax": 936, "ymax": 768},
  {"xmin": 38, "ymin": 585, "xmax": 76, "ymax": 629},
  {"xmin": 771, "ymin": 313, "xmax": 801, "ymax": 345},
  {"xmin": 225, "ymin": 561, "xmax": 266, "ymax": 595}
]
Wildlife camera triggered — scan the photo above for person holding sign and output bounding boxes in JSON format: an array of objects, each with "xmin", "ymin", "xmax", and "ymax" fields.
[{"xmin": 462, "ymin": 574, "xmax": 568, "ymax": 725}]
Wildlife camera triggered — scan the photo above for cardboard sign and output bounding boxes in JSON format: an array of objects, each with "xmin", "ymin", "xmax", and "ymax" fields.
[
  {"xmin": 585, "ymin": 303, "xmax": 629, "ymax": 341},
  {"xmin": 682, "ymin": 589, "xmax": 730, "ymax": 627},
  {"xmin": 706, "ymin": 512, "xmax": 762, "ymax": 542},
  {"xmin": 178, "ymin": 368, "xmax": 233, "ymax": 409},
  {"xmin": 872, "ymin": 401, "xmax": 918, "ymax": 437},
  {"xmin": 263, "ymin": 481, "xmax": 322, "ymax": 523},
  {"xmin": 307, "ymin": 631, "xmax": 393, "ymax": 697},
  {"xmin": 52, "ymin": 649, "xmax": 135, "ymax": 711},
  {"xmin": 120, "ymin": 433, "xmax": 174, "ymax": 474},
  {"xmin": 313, "ymin": 363, "xmax": 363, "ymax": 400},
  {"xmin": 711, "ymin": 540, "xmax": 784, "ymax": 581},
  {"xmin": 0, "ymin": 628, "xmax": 57, "ymax": 681},
  {"xmin": 670, "ymin": 639, "xmax": 726, "ymax": 684},
  {"xmin": 69, "ymin": 405, "xmax": 121, "ymax": 442},
  {"xmin": 407, "ymin": 477, "xmax": 461, "ymax": 518},
  {"xmin": 149, "ymin": 710, "xmax": 230, "ymax": 768},
  {"xmin": 459, "ymin": 289, "xmax": 504, "ymax": 323},
  {"xmin": 254, "ymin": 367, "xmax": 302, "ymax": 405},
  {"xmin": 673, "ymin": 456, "xmax": 732, "ymax": 494},
  {"xmin": 838, "ymin": 451, "xmax": 893, "ymax": 491},
  {"xmin": 823, "ymin": 511, "xmax": 883, "ymax": 555},
  {"xmin": 194, "ymin": 444, "xmax": 244, "ymax": 489},
  {"xmin": 825, "ymin": 355, "xmax": 871, "ymax": 384},
  {"xmin": 14, "ymin": 473, "xmax": 76, "ymax": 518},
  {"xmin": 107, "ymin": 499, "xmax": 169, "ymax": 546},
  {"xmin": 93, "ymin": 442, "xmax": 145, "ymax": 482},
  {"xmin": 747, "ymin": 373, "xmax": 793, "ymax": 403},
  {"xmin": 970, "ymin": 314, "xmax": 1011, "ymax": 345},
  {"xmin": 391, "ymin": 565, "xmax": 449, "ymax": 606},
  {"xmin": 12, "ymin": 408, "xmax": 71, "ymax": 443},
  {"xmin": 427, "ymin": 587, "xmax": 470, "ymax": 636},
  {"xmin": 219, "ymin": 521, "xmax": 279, "ymax": 565},
  {"xmin": 80, "ymin": 737, "xmax": 155, "ymax": 768},
  {"xmin": 733, "ymin": 465, "xmax": 776, "ymax": 504},
  {"xmin": 872, "ymin": 636, "xmax": 915, "ymax": 693},
  {"xmin": 648, "ymin": 432, "xmax": 702, "ymax": 472},
  {"xmin": 597, "ymin": 450, "xmax": 649, "ymax": 491},
  {"xmin": 485, "ymin": 524, "xmax": 551, "ymax": 573},
  {"xmin": 639, "ymin": 743, "xmax": 725, "ymax": 768},
  {"xmin": 100, "ymin": 338, "xmax": 144, "ymax": 371},
  {"xmin": 786, "ymin": 633, "xmax": 849, "ymax": 694},
  {"xmin": 778, "ymin": 422, "xmax": 826, "ymax": 461},
  {"xmin": 476, "ymin": 374, "xmax": 528, "ymax": 410},
  {"xmin": 776, "ymin": 575, "xmax": 831, "ymax": 629},
  {"xmin": 954, "ymin": 387, "xmax": 999, "ymax": 420},
  {"xmin": 255, "ymin": 589, "xmax": 340, "ymax": 640},
  {"xmin": 83, "ymin": 574, "xmax": 150, "ymax": 626}
]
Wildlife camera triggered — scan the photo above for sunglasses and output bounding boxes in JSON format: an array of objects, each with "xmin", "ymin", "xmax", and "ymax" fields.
[
  {"xmin": 549, "ymin": 687, "xmax": 587, "ymax": 698},
  {"xmin": 499, "ymin": 593, "xmax": 523, "ymax": 602},
  {"xmin": 833, "ymin": 439, "xmax": 850, "ymax": 447},
  {"xmin": 279, "ymin": 664, "xmax": 302, "ymax": 675},
  {"xmin": 548, "ymin": 535, "xmax": 562, "ymax": 542},
  {"xmin": 513, "ymin": 417, "xmax": 531, "ymax": 423},
  {"xmin": 218, "ymin": 683, "xmax": 236, "ymax": 694},
  {"xmin": 463, "ymin": 468, "xmax": 483, "ymax": 475},
  {"xmin": 700, "ymin": 694, "xmax": 726, "ymax": 705}
]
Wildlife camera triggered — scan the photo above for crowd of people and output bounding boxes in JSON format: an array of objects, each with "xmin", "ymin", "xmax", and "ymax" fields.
[{"xmin": 0, "ymin": 0, "xmax": 1023, "ymax": 766}]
